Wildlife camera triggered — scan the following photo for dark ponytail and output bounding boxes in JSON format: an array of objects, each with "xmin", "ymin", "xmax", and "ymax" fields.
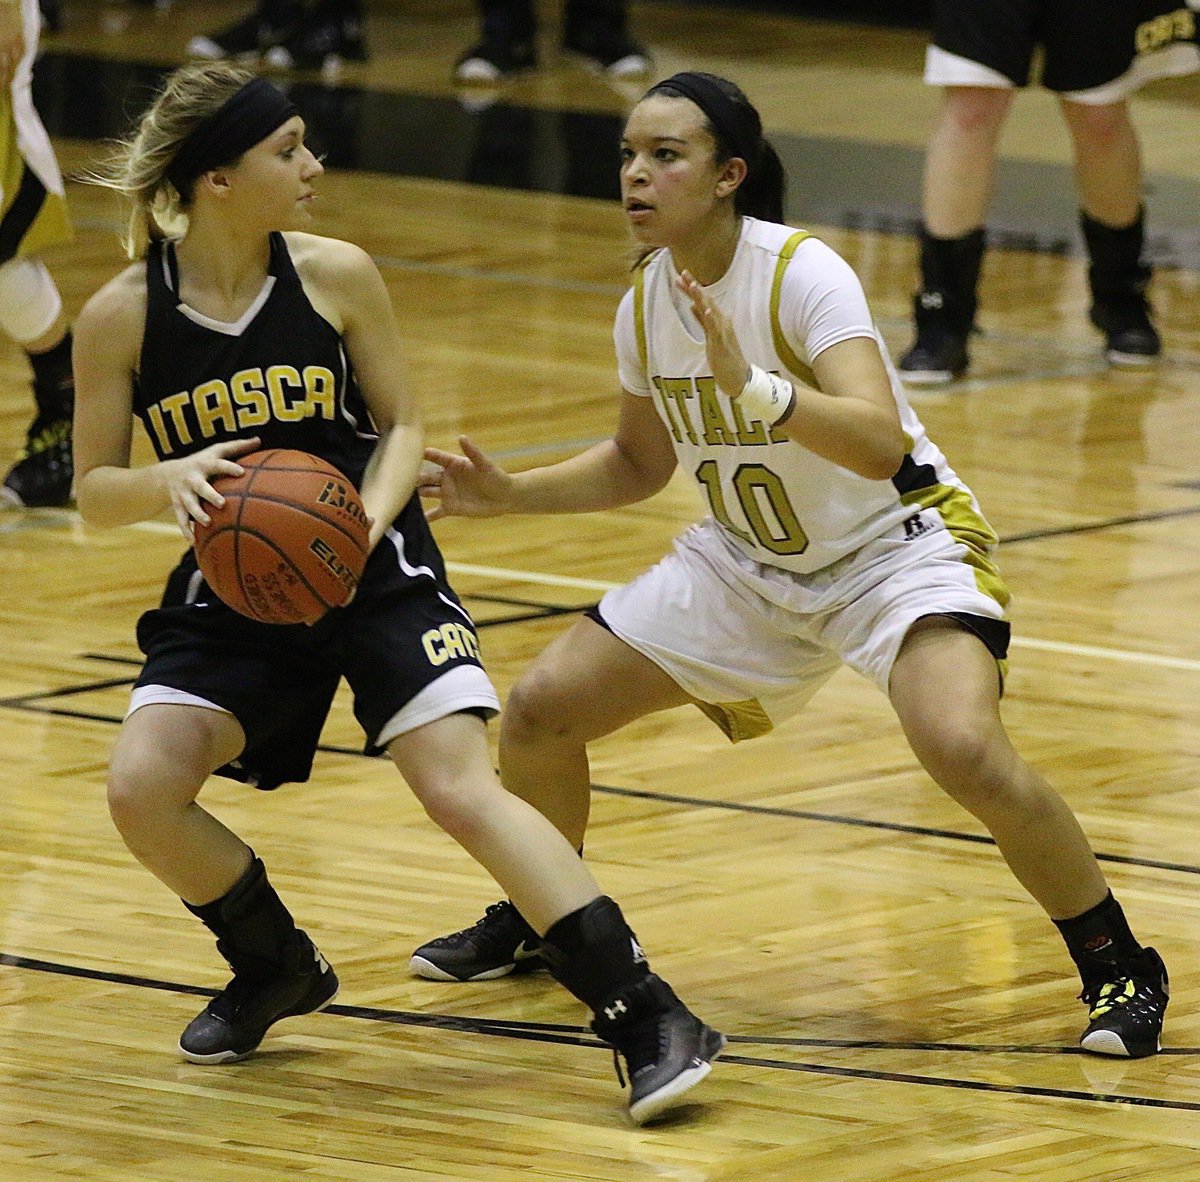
[{"xmin": 645, "ymin": 71, "xmax": 787, "ymax": 224}]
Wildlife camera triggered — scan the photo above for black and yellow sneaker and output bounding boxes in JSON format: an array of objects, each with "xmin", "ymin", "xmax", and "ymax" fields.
[
  {"xmin": 1079, "ymin": 947, "xmax": 1168, "ymax": 1059},
  {"xmin": 2, "ymin": 412, "xmax": 73, "ymax": 508},
  {"xmin": 409, "ymin": 900, "xmax": 545, "ymax": 982},
  {"xmin": 179, "ymin": 932, "xmax": 339, "ymax": 1063},
  {"xmin": 591, "ymin": 974, "xmax": 725, "ymax": 1125}
]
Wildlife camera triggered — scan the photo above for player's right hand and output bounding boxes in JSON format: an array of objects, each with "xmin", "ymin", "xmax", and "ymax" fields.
[
  {"xmin": 419, "ymin": 435, "xmax": 515, "ymax": 521},
  {"xmin": 162, "ymin": 437, "xmax": 260, "ymax": 539}
]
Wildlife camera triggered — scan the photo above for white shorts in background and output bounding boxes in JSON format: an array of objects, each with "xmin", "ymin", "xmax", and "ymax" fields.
[{"xmin": 596, "ymin": 515, "xmax": 1009, "ymax": 742}]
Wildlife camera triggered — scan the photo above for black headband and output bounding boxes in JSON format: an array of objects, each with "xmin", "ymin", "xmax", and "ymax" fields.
[
  {"xmin": 647, "ymin": 72, "xmax": 761, "ymax": 169},
  {"xmin": 166, "ymin": 77, "xmax": 299, "ymax": 195}
]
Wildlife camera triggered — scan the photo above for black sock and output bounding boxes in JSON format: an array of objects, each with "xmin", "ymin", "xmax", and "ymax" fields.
[
  {"xmin": 1054, "ymin": 891, "xmax": 1143, "ymax": 988},
  {"xmin": 27, "ymin": 331, "xmax": 74, "ymax": 418},
  {"xmin": 184, "ymin": 855, "xmax": 304, "ymax": 975},
  {"xmin": 542, "ymin": 895, "xmax": 651, "ymax": 1011}
]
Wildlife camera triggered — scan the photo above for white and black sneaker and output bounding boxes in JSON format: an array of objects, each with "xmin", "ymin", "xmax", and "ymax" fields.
[
  {"xmin": 409, "ymin": 900, "xmax": 545, "ymax": 982},
  {"xmin": 591, "ymin": 974, "xmax": 725, "ymax": 1125}
]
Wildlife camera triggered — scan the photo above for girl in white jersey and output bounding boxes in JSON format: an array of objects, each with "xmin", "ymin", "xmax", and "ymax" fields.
[{"xmin": 413, "ymin": 71, "xmax": 1170, "ymax": 1060}]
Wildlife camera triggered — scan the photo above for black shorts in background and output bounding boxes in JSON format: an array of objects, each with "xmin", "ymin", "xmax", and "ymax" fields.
[{"xmin": 932, "ymin": 0, "xmax": 1197, "ymax": 92}]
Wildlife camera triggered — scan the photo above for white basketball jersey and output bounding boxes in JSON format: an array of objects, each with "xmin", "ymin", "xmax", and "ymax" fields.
[{"xmin": 615, "ymin": 217, "xmax": 994, "ymax": 575}]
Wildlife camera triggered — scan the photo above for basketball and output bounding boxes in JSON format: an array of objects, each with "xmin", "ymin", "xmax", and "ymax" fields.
[{"xmin": 193, "ymin": 449, "xmax": 370, "ymax": 625}]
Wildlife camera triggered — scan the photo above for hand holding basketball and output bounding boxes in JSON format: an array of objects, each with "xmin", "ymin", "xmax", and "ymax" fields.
[{"xmin": 193, "ymin": 449, "xmax": 370, "ymax": 625}]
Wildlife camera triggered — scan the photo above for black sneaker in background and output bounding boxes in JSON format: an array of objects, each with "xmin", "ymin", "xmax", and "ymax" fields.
[
  {"xmin": 1090, "ymin": 297, "xmax": 1162, "ymax": 368},
  {"xmin": 264, "ymin": 1, "xmax": 367, "ymax": 71},
  {"xmin": 2, "ymin": 412, "xmax": 73, "ymax": 508},
  {"xmin": 1079, "ymin": 946, "xmax": 1168, "ymax": 1059},
  {"xmin": 186, "ymin": 4, "xmax": 297, "ymax": 60},
  {"xmin": 454, "ymin": 36, "xmax": 537, "ymax": 83},
  {"xmin": 179, "ymin": 934, "xmax": 339, "ymax": 1063},
  {"xmin": 562, "ymin": 24, "xmax": 650, "ymax": 77},
  {"xmin": 898, "ymin": 290, "xmax": 970, "ymax": 385},
  {"xmin": 591, "ymin": 974, "xmax": 725, "ymax": 1125},
  {"xmin": 409, "ymin": 900, "xmax": 545, "ymax": 982}
]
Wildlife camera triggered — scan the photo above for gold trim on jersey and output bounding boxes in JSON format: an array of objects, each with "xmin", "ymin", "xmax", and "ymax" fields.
[
  {"xmin": 695, "ymin": 696, "xmax": 774, "ymax": 743},
  {"xmin": 632, "ymin": 251, "xmax": 656, "ymax": 378},
  {"xmin": 0, "ymin": 104, "xmax": 72, "ymax": 259},
  {"xmin": 769, "ymin": 231, "xmax": 818, "ymax": 388},
  {"xmin": 900, "ymin": 483, "xmax": 1011, "ymax": 610}
]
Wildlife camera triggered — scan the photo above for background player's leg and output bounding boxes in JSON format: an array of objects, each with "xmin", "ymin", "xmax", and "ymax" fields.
[
  {"xmin": 1060, "ymin": 97, "xmax": 1161, "ymax": 366},
  {"xmin": 899, "ymin": 85, "xmax": 1012, "ymax": 384}
]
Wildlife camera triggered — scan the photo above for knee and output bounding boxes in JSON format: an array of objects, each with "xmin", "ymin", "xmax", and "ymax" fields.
[
  {"xmin": 940, "ymin": 86, "xmax": 1012, "ymax": 139},
  {"xmin": 919, "ymin": 723, "xmax": 1012, "ymax": 809},
  {"xmin": 412, "ymin": 774, "xmax": 494, "ymax": 848},
  {"xmin": 1061, "ymin": 101, "xmax": 1131, "ymax": 151},
  {"xmin": 501, "ymin": 668, "xmax": 582, "ymax": 748},
  {"xmin": 106, "ymin": 754, "xmax": 166, "ymax": 841}
]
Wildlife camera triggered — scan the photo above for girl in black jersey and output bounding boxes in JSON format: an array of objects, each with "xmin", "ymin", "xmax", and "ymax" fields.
[{"xmin": 72, "ymin": 62, "xmax": 722, "ymax": 1125}]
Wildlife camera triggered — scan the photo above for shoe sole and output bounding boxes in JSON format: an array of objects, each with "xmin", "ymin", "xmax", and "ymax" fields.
[
  {"xmin": 1080, "ymin": 1028, "xmax": 1159, "ymax": 1059},
  {"xmin": 1106, "ymin": 349, "xmax": 1160, "ymax": 368},
  {"xmin": 408, "ymin": 953, "xmax": 545, "ymax": 983},
  {"xmin": 178, "ymin": 976, "xmax": 341, "ymax": 1064},
  {"xmin": 899, "ymin": 369, "xmax": 962, "ymax": 386},
  {"xmin": 628, "ymin": 1030, "xmax": 727, "ymax": 1126}
]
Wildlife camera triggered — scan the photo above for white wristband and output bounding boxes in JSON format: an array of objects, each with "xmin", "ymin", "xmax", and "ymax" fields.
[{"xmin": 736, "ymin": 364, "xmax": 796, "ymax": 426}]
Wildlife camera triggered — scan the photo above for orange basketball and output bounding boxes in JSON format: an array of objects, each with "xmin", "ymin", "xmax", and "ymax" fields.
[{"xmin": 193, "ymin": 449, "xmax": 370, "ymax": 625}]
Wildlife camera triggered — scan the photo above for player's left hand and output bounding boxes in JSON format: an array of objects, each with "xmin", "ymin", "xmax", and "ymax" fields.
[{"xmin": 677, "ymin": 269, "xmax": 749, "ymax": 399}]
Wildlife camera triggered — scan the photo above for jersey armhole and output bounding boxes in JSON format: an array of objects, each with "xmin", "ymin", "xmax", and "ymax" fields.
[{"xmin": 769, "ymin": 231, "xmax": 819, "ymax": 388}]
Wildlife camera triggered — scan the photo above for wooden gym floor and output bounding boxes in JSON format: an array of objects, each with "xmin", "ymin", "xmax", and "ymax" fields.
[{"xmin": 1, "ymin": 2, "xmax": 1198, "ymax": 1178}]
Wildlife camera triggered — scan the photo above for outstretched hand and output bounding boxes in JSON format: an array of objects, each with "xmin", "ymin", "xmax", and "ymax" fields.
[
  {"xmin": 677, "ymin": 269, "xmax": 750, "ymax": 399},
  {"xmin": 419, "ymin": 435, "xmax": 515, "ymax": 521},
  {"xmin": 163, "ymin": 436, "xmax": 260, "ymax": 540}
]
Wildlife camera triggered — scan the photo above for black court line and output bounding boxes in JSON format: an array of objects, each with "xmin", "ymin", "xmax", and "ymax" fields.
[
  {"xmin": 1, "ymin": 952, "xmax": 1194, "ymax": 1111},
  {"xmin": 999, "ymin": 504, "xmax": 1200, "ymax": 546}
]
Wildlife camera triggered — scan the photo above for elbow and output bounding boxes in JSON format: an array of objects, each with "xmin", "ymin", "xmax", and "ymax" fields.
[
  {"xmin": 74, "ymin": 473, "xmax": 109, "ymax": 529},
  {"xmin": 858, "ymin": 440, "xmax": 906, "ymax": 482}
]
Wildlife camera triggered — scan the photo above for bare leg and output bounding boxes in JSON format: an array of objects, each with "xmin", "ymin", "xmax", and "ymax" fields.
[
  {"xmin": 888, "ymin": 618, "xmax": 1107, "ymax": 919},
  {"xmin": 107, "ymin": 703, "xmax": 252, "ymax": 904},
  {"xmin": 499, "ymin": 616, "xmax": 693, "ymax": 848},
  {"xmin": 1059, "ymin": 97, "xmax": 1142, "ymax": 227},
  {"xmin": 922, "ymin": 86, "xmax": 1014, "ymax": 237}
]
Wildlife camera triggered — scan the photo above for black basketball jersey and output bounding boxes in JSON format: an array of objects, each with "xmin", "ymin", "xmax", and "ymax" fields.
[{"xmin": 134, "ymin": 232, "xmax": 376, "ymax": 487}]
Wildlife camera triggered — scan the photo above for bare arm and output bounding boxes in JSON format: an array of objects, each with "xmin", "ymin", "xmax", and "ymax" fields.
[
  {"xmin": 304, "ymin": 237, "xmax": 422, "ymax": 550},
  {"xmin": 678, "ymin": 269, "xmax": 905, "ymax": 480},
  {"xmin": 420, "ymin": 391, "xmax": 677, "ymax": 520},
  {"xmin": 73, "ymin": 272, "xmax": 257, "ymax": 536}
]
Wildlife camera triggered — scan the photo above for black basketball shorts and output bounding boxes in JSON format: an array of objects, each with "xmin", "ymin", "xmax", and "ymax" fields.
[
  {"xmin": 131, "ymin": 527, "xmax": 499, "ymax": 790},
  {"xmin": 929, "ymin": 0, "xmax": 1197, "ymax": 96}
]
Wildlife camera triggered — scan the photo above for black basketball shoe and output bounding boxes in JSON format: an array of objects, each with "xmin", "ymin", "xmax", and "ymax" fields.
[
  {"xmin": 454, "ymin": 35, "xmax": 537, "ymax": 83},
  {"xmin": 409, "ymin": 900, "xmax": 545, "ymax": 982},
  {"xmin": 1090, "ymin": 297, "xmax": 1162, "ymax": 368},
  {"xmin": 898, "ymin": 291, "xmax": 970, "ymax": 385},
  {"xmin": 562, "ymin": 23, "xmax": 650, "ymax": 77},
  {"xmin": 1079, "ymin": 947, "xmax": 1168, "ymax": 1059},
  {"xmin": 2, "ymin": 411, "xmax": 73, "ymax": 508},
  {"xmin": 179, "ymin": 933, "xmax": 339, "ymax": 1063},
  {"xmin": 264, "ymin": 0, "xmax": 367, "ymax": 71},
  {"xmin": 591, "ymin": 974, "xmax": 725, "ymax": 1125},
  {"xmin": 186, "ymin": 3, "xmax": 298, "ymax": 60}
]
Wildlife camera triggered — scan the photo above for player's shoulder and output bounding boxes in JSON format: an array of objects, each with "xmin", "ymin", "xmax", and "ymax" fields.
[
  {"xmin": 283, "ymin": 231, "xmax": 375, "ymax": 280},
  {"xmin": 77, "ymin": 260, "xmax": 147, "ymax": 341}
]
